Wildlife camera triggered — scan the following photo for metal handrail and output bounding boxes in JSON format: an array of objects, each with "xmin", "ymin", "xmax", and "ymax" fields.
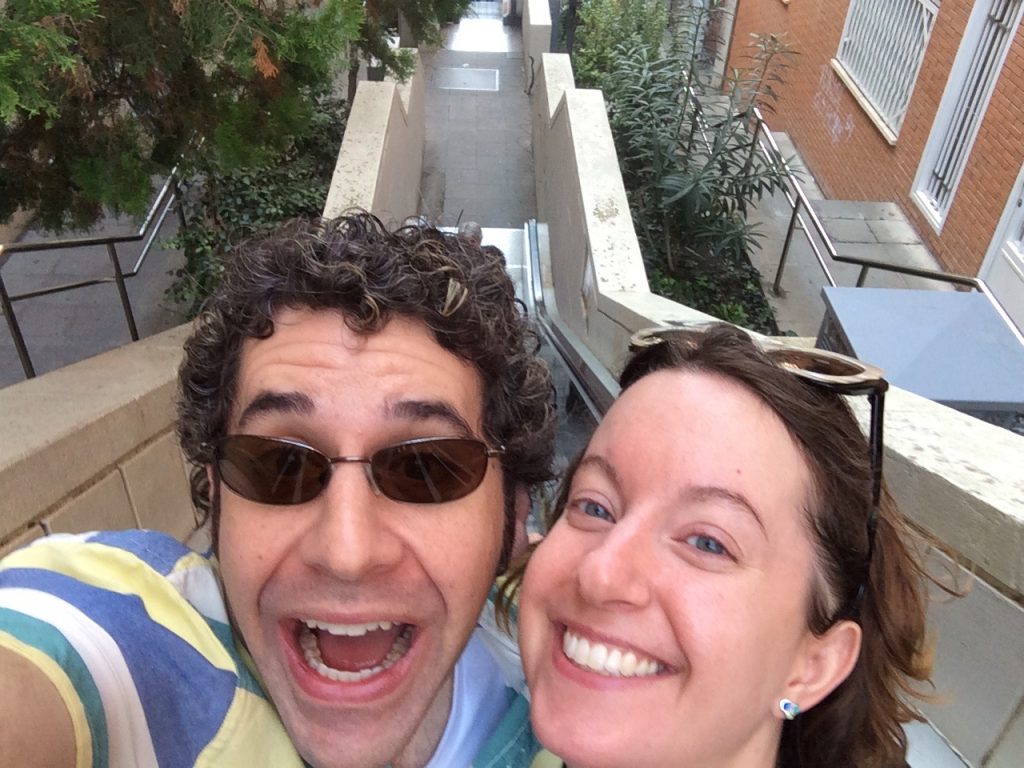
[
  {"xmin": 0, "ymin": 174, "xmax": 180, "ymax": 379},
  {"xmin": 743, "ymin": 106, "xmax": 1024, "ymax": 346}
]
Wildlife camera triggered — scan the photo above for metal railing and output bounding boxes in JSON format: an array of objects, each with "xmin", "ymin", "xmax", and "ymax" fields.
[
  {"xmin": 0, "ymin": 175, "xmax": 180, "ymax": 379},
  {"xmin": 743, "ymin": 106, "xmax": 1024, "ymax": 346}
]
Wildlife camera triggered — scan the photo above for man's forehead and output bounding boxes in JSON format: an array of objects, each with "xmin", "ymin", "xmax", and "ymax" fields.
[{"xmin": 231, "ymin": 307, "xmax": 486, "ymax": 427}]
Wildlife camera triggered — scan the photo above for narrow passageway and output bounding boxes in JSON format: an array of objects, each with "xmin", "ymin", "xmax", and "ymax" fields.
[{"xmin": 419, "ymin": 2, "xmax": 535, "ymax": 227}]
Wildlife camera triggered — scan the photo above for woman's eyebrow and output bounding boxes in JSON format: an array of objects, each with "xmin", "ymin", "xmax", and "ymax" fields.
[
  {"xmin": 236, "ymin": 391, "xmax": 314, "ymax": 429},
  {"xmin": 687, "ymin": 486, "xmax": 767, "ymax": 535},
  {"xmin": 575, "ymin": 454, "xmax": 622, "ymax": 491}
]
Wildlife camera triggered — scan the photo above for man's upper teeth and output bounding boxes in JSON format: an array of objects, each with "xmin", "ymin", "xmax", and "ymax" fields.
[
  {"xmin": 562, "ymin": 629, "xmax": 663, "ymax": 677},
  {"xmin": 303, "ymin": 619, "xmax": 395, "ymax": 636}
]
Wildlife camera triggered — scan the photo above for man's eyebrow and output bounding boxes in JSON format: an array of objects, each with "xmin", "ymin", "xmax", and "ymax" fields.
[
  {"xmin": 236, "ymin": 391, "xmax": 314, "ymax": 429},
  {"xmin": 688, "ymin": 486, "xmax": 767, "ymax": 534},
  {"xmin": 387, "ymin": 399, "xmax": 475, "ymax": 436}
]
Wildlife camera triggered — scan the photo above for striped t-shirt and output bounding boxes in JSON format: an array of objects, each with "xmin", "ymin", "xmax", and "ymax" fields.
[
  {"xmin": 0, "ymin": 529, "xmax": 310, "ymax": 768},
  {"xmin": 0, "ymin": 530, "xmax": 543, "ymax": 768}
]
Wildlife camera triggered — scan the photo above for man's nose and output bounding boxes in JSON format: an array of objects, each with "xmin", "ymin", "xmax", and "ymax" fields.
[{"xmin": 298, "ymin": 462, "xmax": 404, "ymax": 579}]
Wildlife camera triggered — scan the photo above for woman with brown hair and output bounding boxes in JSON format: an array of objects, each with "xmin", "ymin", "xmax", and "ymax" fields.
[{"xmin": 512, "ymin": 323, "xmax": 934, "ymax": 768}]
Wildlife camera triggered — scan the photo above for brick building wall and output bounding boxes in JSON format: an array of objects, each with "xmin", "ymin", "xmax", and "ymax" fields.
[{"xmin": 727, "ymin": 0, "xmax": 1024, "ymax": 276}]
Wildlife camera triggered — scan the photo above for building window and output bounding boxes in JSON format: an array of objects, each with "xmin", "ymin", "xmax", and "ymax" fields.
[
  {"xmin": 913, "ymin": 0, "xmax": 1024, "ymax": 229},
  {"xmin": 835, "ymin": 0, "xmax": 939, "ymax": 136}
]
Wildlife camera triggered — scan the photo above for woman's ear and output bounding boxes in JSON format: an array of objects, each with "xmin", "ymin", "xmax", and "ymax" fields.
[{"xmin": 779, "ymin": 620, "xmax": 862, "ymax": 716}]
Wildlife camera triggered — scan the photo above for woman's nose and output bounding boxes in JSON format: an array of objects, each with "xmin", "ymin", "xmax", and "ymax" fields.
[{"xmin": 575, "ymin": 521, "xmax": 652, "ymax": 609}]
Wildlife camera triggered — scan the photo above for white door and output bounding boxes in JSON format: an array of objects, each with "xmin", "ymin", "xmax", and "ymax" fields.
[{"xmin": 983, "ymin": 165, "xmax": 1024, "ymax": 333}]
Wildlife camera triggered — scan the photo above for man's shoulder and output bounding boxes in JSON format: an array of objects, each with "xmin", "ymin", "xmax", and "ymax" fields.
[
  {"xmin": 0, "ymin": 528, "xmax": 230, "ymax": 641},
  {"xmin": 1, "ymin": 528, "xmax": 203, "ymax": 574}
]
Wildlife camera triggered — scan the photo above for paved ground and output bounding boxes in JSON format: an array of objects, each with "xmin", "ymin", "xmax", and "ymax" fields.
[
  {"xmin": 419, "ymin": 1, "xmax": 534, "ymax": 227},
  {"xmin": 747, "ymin": 132, "xmax": 951, "ymax": 338}
]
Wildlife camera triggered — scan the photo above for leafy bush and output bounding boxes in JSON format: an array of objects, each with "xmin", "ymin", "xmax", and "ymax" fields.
[
  {"xmin": 168, "ymin": 96, "xmax": 349, "ymax": 316},
  {"xmin": 577, "ymin": 0, "xmax": 795, "ymax": 334},
  {"xmin": 571, "ymin": 0, "xmax": 666, "ymax": 88}
]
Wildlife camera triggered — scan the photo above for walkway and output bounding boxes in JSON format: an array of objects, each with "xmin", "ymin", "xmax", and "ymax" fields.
[{"xmin": 419, "ymin": 1, "xmax": 534, "ymax": 227}]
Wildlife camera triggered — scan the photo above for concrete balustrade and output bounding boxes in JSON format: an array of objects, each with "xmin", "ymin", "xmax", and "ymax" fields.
[
  {"xmin": 323, "ymin": 50, "xmax": 425, "ymax": 225},
  {"xmin": 0, "ymin": 325, "xmax": 194, "ymax": 555},
  {"xmin": 524, "ymin": 14, "xmax": 1024, "ymax": 762}
]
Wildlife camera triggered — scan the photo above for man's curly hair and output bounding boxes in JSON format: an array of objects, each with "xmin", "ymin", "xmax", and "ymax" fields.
[{"xmin": 177, "ymin": 213, "xmax": 556, "ymax": 569}]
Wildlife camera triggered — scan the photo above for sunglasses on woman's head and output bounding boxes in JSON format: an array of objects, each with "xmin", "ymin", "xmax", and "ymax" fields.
[
  {"xmin": 210, "ymin": 434, "xmax": 505, "ymax": 506},
  {"xmin": 630, "ymin": 326, "xmax": 889, "ymax": 618}
]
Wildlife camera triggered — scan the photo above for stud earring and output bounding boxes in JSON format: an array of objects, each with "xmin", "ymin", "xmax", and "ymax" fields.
[{"xmin": 779, "ymin": 698, "xmax": 801, "ymax": 720}]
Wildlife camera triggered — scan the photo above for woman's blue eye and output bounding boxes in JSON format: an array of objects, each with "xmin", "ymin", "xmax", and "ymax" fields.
[
  {"xmin": 578, "ymin": 500, "xmax": 614, "ymax": 522},
  {"xmin": 686, "ymin": 534, "xmax": 727, "ymax": 555}
]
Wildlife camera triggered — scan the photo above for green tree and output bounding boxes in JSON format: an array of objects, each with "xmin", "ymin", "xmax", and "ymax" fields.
[{"xmin": 0, "ymin": 0, "xmax": 362, "ymax": 231}]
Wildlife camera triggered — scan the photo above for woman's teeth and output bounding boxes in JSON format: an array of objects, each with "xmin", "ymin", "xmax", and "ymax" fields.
[
  {"xmin": 562, "ymin": 629, "xmax": 664, "ymax": 677},
  {"xmin": 299, "ymin": 622, "xmax": 412, "ymax": 682}
]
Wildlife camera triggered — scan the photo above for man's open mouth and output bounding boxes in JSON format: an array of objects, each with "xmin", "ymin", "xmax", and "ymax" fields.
[{"xmin": 297, "ymin": 619, "xmax": 414, "ymax": 682}]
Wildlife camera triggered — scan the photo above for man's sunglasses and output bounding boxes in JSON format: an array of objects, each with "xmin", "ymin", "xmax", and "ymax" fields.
[
  {"xmin": 630, "ymin": 326, "xmax": 889, "ymax": 613},
  {"xmin": 210, "ymin": 435, "xmax": 505, "ymax": 506}
]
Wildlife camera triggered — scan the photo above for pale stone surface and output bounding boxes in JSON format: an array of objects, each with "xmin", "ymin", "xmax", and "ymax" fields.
[
  {"xmin": 324, "ymin": 51, "xmax": 424, "ymax": 226},
  {"xmin": 46, "ymin": 470, "xmax": 138, "ymax": 533},
  {"xmin": 0, "ymin": 523, "xmax": 42, "ymax": 559},
  {"xmin": 0, "ymin": 208, "xmax": 33, "ymax": 245},
  {"xmin": 522, "ymin": 0, "xmax": 551, "ymax": 88},
  {"xmin": 869, "ymin": 387, "xmax": 1024, "ymax": 592},
  {"xmin": 565, "ymin": 89, "xmax": 647, "ymax": 295},
  {"xmin": 921, "ymin": 549, "xmax": 1024, "ymax": 764},
  {"xmin": 122, "ymin": 431, "xmax": 196, "ymax": 541},
  {"xmin": 0, "ymin": 324, "xmax": 187, "ymax": 534},
  {"xmin": 324, "ymin": 81, "xmax": 391, "ymax": 216},
  {"xmin": 988, "ymin": 701, "xmax": 1024, "ymax": 768}
]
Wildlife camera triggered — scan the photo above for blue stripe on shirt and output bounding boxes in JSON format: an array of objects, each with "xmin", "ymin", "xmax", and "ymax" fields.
[{"xmin": 0, "ymin": 568, "xmax": 237, "ymax": 767}]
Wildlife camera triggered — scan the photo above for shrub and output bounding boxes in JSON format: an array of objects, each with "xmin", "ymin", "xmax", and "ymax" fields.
[
  {"xmin": 577, "ymin": 0, "xmax": 795, "ymax": 334},
  {"xmin": 571, "ymin": 0, "xmax": 666, "ymax": 88}
]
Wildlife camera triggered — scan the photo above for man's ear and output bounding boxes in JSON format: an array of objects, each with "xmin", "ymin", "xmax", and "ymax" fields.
[
  {"xmin": 509, "ymin": 485, "xmax": 532, "ymax": 562},
  {"xmin": 779, "ymin": 620, "xmax": 862, "ymax": 716}
]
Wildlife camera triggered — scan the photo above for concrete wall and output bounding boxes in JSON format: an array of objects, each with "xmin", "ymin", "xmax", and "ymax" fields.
[
  {"xmin": 522, "ymin": 0, "xmax": 552, "ymax": 92},
  {"xmin": 323, "ymin": 51, "xmax": 425, "ymax": 226},
  {"xmin": 726, "ymin": 0, "xmax": 1024, "ymax": 279},
  {"xmin": 0, "ymin": 326, "xmax": 195, "ymax": 556},
  {"xmin": 526, "ymin": 27, "xmax": 1024, "ymax": 765}
]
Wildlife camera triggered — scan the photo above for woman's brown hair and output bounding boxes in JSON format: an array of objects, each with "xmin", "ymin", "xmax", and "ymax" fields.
[{"xmin": 501, "ymin": 323, "xmax": 934, "ymax": 768}]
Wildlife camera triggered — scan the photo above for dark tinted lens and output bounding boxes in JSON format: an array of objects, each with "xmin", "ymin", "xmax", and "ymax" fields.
[
  {"xmin": 217, "ymin": 436, "xmax": 330, "ymax": 505},
  {"xmin": 372, "ymin": 438, "xmax": 489, "ymax": 503}
]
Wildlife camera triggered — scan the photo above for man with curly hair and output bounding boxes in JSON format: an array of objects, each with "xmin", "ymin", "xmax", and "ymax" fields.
[{"xmin": 0, "ymin": 214, "xmax": 556, "ymax": 767}]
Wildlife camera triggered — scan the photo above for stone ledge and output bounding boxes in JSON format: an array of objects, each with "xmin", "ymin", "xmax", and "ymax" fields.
[
  {"xmin": 324, "ymin": 50, "xmax": 424, "ymax": 224},
  {"xmin": 0, "ymin": 324, "xmax": 189, "ymax": 536}
]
